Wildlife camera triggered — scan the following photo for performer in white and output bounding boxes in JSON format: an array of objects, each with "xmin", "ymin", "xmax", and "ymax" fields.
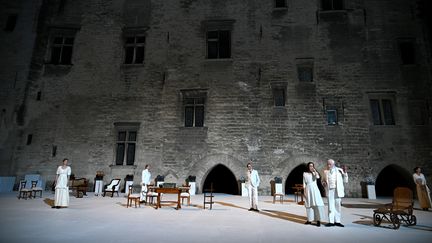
[
  {"xmin": 246, "ymin": 162, "xmax": 260, "ymax": 212},
  {"xmin": 54, "ymin": 158, "xmax": 71, "ymax": 209},
  {"xmin": 322, "ymin": 159, "xmax": 348, "ymax": 227},
  {"xmin": 94, "ymin": 171, "xmax": 103, "ymax": 196},
  {"xmin": 413, "ymin": 167, "xmax": 431, "ymax": 211},
  {"xmin": 303, "ymin": 162, "xmax": 324, "ymax": 227},
  {"xmin": 140, "ymin": 164, "xmax": 151, "ymax": 202}
]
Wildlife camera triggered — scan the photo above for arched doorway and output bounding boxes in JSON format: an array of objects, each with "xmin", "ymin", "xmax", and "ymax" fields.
[
  {"xmin": 285, "ymin": 164, "xmax": 306, "ymax": 195},
  {"xmin": 375, "ymin": 164, "xmax": 415, "ymax": 197},
  {"xmin": 203, "ymin": 164, "xmax": 239, "ymax": 195}
]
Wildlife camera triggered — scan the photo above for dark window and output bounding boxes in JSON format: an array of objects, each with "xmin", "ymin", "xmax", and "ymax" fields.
[
  {"xmin": 26, "ymin": 134, "xmax": 33, "ymax": 145},
  {"xmin": 4, "ymin": 14, "xmax": 17, "ymax": 32},
  {"xmin": 370, "ymin": 99, "xmax": 395, "ymax": 125},
  {"xmin": 124, "ymin": 36, "xmax": 145, "ymax": 64},
  {"xmin": 36, "ymin": 91, "xmax": 42, "ymax": 101},
  {"xmin": 321, "ymin": 0, "xmax": 344, "ymax": 10},
  {"xmin": 326, "ymin": 109, "xmax": 338, "ymax": 125},
  {"xmin": 207, "ymin": 30, "xmax": 231, "ymax": 59},
  {"xmin": 184, "ymin": 97, "xmax": 205, "ymax": 127},
  {"xmin": 275, "ymin": 0, "xmax": 287, "ymax": 8},
  {"xmin": 115, "ymin": 130, "xmax": 137, "ymax": 165},
  {"xmin": 297, "ymin": 66, "xmax": 313, "ymax": 82},
  {"xmin": 50, "ymin": 37, "xmax": 74, "ymax": 64},
  {"xmin": 274, "ymin": 88, "xmax": 285, "ymax": 107},
  {"xmin": 399, "ymin": 41, "xmax": 415, "ymax": 64}
]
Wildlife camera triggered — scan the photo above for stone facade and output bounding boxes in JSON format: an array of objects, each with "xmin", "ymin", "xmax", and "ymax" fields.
[{"xmin": 1, "ymin": 0, "xmax": 431, "ymax": 196}]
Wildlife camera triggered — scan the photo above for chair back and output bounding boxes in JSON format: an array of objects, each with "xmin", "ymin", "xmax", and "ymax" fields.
[
  {"xmin": 393, "ymin": 187, "xmax": 413, "ymax": 211},
  {"xmin": 127, "ymin": 185, "xmax": 134, "ymax": 196},
  {"xmin": 31, "ymin": 180, "xmax": 38, "ymax": 189},
  {"xmin": 19, "ymin": 180, "xmax": 27, "ymax": 190}
]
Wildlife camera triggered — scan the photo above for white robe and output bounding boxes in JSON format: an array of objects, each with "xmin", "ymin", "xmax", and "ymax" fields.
[
  {"xmin": 54, "ymin": 166, "xmax": 71, "ymax": 207},
  {"xmin": 303, "ymin": 172, "xmax": 324, "ymax": 208},
  {"xmin": 141, "ymin": 169, "xmax": 151, "ymax": 201}
]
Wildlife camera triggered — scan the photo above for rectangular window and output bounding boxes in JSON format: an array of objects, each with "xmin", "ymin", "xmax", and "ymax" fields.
[
  {"xmin": 184, "ymin": 97, "xmax": 205, "ymax": 127},
  {"xmin": 50, "ymin": 36, "xmax": 74, "ymax": 65},
  {"xmin": 326, "ymin": 109, "xmax": 338, "ymax": 125},
  {"xmin": 207, "ymin": 30, "xmax": 231, "ymax": 59},
  {"xmin": 275, "ymin": 0, "xmax": 287, "ymax": 8},
  {"xmin": 321, "ymin": 0, "xmax": 344, "ymax": 10},
  {"xmin": 297, "ymin": 66, "xmax": 313, "ymax": 82},
  {"xmin": 274, "ymin": 88, "xmax": 285, "ymax": 107},
  {"xmin": 115, "ymin": 130, "xmax": 137, "ymax": 165},
  {"xmin": 4, "ymin": 14, "xmax": 17, "ymax": 32},
  {"xmin": 124, "ymin": 36, "xmax": 145, "ymax": 64},
  {"xmin": 369, "ymin": 98, "xmax": 395, "ymax": 125},
  {"xmin": 398, "ymin": 40, "xmax": 416, "ymax": 65}
]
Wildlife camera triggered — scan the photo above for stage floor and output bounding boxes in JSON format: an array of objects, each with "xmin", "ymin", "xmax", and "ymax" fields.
[{"xmin": 0, "ymin": 192, "xmax": 431, "ymax": 243}]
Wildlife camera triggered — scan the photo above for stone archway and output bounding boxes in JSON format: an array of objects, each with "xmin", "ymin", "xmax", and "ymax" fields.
[
  {"xmin": 375, "ymin": 164, "xmax": 415, "ymax": 197},
  {"xmin": 203, "ymin": 164, "xmax": 239, "ymax": 195},
  {"xmin": 285, "ymin": 163, "xmax": 306, "ymax": 195}
]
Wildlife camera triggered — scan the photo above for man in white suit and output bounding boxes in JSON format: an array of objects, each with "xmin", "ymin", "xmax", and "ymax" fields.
[
  {"xmin": 322, "ymin": 159, "xmax": 348, "ymax": 227},
  {"xmin": 247, "ymin": 162, "xmax": 260, "ymax": 212},
  {"xmin": 140, "ymin": 164, "xmax": 151, "ymax": 202}
]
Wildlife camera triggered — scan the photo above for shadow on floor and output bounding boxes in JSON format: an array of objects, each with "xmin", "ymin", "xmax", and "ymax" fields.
[
  {"xmin": 352, "ymin": 214, "xmax": 432, "ymax": 232},
  {"xmin": 43, "ymin": 198, "xmax": 54, "ymax": 207}
]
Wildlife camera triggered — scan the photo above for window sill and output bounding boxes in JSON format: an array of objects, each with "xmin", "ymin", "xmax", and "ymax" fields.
[
  {"xmin": 180, "ymin": 126, "xmax": 208, "ymax": 130},
  {"xmin": 204, "ymin": 58, "xmax": 233, "ymax": 63},
  {"xmin": 121, "ymin": 63, "xmax": 145, "ymax": 69},
  {"xmin": 273, "ymin": 7, "xmax": 288, "ymax": 12},
  {"xmin": 109, "ymin": 164, "xmax": 137, "ymax": 169}
]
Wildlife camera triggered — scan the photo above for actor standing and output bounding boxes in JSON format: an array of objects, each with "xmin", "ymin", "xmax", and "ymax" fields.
[
  {"xmin": 53, "ymin": 158, "xmax": 71, "ymax": 209},
  {"xmin": 413, "ymin": 167, "xmax": 431, "ymax": 210},
  {"xmin": 141, "ymin": 164, "xmax": 151, "ymax": 202},
  {"xmin": 247, "ymin": 162, "xmax": 260, "ymax": 212},
  {"xmin": 303, "ymin": 162, "xmax": 324, "ymax": 227},
  {"xmin": 322, "ymin": 159, "xmax": 348, "ymax": 227}
]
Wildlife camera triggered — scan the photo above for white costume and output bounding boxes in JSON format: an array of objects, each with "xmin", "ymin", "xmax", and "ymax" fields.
[
  {"xmin": 54, "ymin": 166, "xmax": 71, "ymax": 207},
  {"xmin": 303, "ymin": 171, "xmax": 324, "ymax": 222},
  {"xmin": 322, "ymin": 167, "xmax": 348, "ymax": 224},
  {"xmin": 413, "ymin": 173, "xmax": 432, "ymax": 209},
  {"xmin": 247, "ymin": 169, "xmax": 260, "ymax": 210},
  {"xmin": 141, "ymin": 168, "xmax": 151, "ymax": 201}
]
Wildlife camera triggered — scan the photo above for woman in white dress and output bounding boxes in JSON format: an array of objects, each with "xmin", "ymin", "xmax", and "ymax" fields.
[
  {"xmin": 303, "ymin": 162, "xmax": 324, "ymax": 226},
  {"xmin": 53, "ymin": 158, "xmax": 71, "ymax": 208},
  {"xmin": 413, "ymin": 167, "xmax": 431, "ymax": 211}
]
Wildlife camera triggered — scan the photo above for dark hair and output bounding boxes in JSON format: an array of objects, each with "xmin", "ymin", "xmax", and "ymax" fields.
[
  {"xmin": 247, "ymin": 162, "xmax": 252, "ymax": 168},
  {"xmin": 62, "ymin": 158, "xmax": 68, "ymax": 162},
  {"xmin": 145, "ymin": 164, "xmax": 149, "ymax": 169},
  {"xmin": 414, "ymin": 167, "xmax": 421, "ymax": 173},
  {"xmin": 305, "ymin": 162, "xmax": 315, "ymax": 173}
]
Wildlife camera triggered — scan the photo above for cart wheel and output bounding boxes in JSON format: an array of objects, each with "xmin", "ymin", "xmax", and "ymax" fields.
[
  {"xmin": 373, "ymin": 213, "xmax": 381, "ymax": 226},
  {"xmin": 409, "ymin": 215, "xmax": 417, "ymax": 226},
  {"xmin": 391, "ymin": 215, "xmax": 400, "ymax": 229}
]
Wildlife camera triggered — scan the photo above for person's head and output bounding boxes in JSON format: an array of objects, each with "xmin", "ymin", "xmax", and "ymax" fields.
[
  {"xmin": 62, "ymin": 158, "xmax": 68, "ymax": 166},
  {"xmin": 247, "ymin": 162, "xmax": 252, "ymax": 171},
  {"xmin": 145, "ymin": 164, "xmax": 150, "ymax": 170},
  {"xmin": 306, "ymin": 162, "xmax": 315, "ymax": 173},
  {"xmin": 327, "ymin": 159, "xmax": 335, "ymax": 170},
  {"xmin": 414, "ymin": 167, "xmax": 421, "ymax": 173}
]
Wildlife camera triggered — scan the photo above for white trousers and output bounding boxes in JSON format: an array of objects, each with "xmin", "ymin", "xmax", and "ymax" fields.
[
  {"xmin": 327, "ymin": 188, "xmax": 342, "ymax": 223},
  {"xmin": 306, "ymin": 206, "xmax": 324, "ymax": 222},
  {"xmin": 248, "ymin": 186, "xmax": 259, "ymax": 209},
  {"xmin": 94, "ymin": 180, "xmax": 103, "ymax": 196},
  {"xmin": 140, "ymin": 184, "xmax": 148, "ymax": 201}
]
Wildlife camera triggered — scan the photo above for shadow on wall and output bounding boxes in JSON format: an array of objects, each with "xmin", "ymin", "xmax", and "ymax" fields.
[{"xmin": 375, "ymin": 164, "xmax": 415, "ymax": 197}]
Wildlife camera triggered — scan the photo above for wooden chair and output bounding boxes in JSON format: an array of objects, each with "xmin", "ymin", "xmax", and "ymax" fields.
[
  {"xmin": 373, "ymin": 187, "xmax": 417, "ymax": 229},
  {"xmin": 103, "ymin": 178, "xmax": 121, "ymax": 197},
  {"xmin": 30, "ymin": 180, "xmax": 43, "ymax": 198},
  {"xmin": 145, "ymin": 185, "xmax": 158, "ymax": 205},
  {"xmin": 273, "ymin": 183, "xmax": 284, "ymax": 204},
  {"xmin": 180, "ymin": 186, "xmax": 191, "ymax": 206},
  {"xmin": 203, "ymin": 183, "xmax": 214, "ymax": 210},
  {"xmin": 294, "ymin": 184, "xmax": 304, "ymax": 203},
  {"xmin": 18, "ymin": 180, "xmax": 31, "ymax": 200},
  {"xmin": 126, "ymin": 185, "xmax": 141, "ymax": 208}
]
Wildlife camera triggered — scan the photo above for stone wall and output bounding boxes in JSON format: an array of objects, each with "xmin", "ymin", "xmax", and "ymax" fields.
[{"xmin": 1, "ymin": 0, "xmax": 431, "ymax": 196}]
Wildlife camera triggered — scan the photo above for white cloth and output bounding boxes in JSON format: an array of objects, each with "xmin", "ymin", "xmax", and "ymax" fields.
[
  {"xmin": 247, "ymin": 169, "xmax": 260, "ymax": 209},
  {"xmin": 323, "ymin": 166, "xmax": 348, "ymax": 223},
  {"xmin": 303, "ymin": 172, "xmax": 324, "ymax": 222},
  {"xmin": 327, "ymin": 189, "xmax": 341, "ymax": 223},
  {"xmin": 141, "ymin": 169, "xmax": 151, "ymax": 201},
  {"xmin": 413, "ymin": 173, "xmax": 432, "ymax": 209},
  {"xmin": 323, "ymin": 167, "xmax": 348, "ymax": 198},
  {"xmin": 94, "ymin": 180, "xmax": 103, "ymax": 196},
  {"xmin": 54, "ymin": 166, "xmax": 71, "ymax": 207}
]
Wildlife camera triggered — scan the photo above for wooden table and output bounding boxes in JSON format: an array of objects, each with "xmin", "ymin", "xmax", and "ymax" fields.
[{"xmin": 154, "ymin": 187, "xmax": 182, "ymax": 210}]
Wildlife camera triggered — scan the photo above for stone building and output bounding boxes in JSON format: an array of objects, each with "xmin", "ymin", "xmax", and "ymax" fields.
[{"xmin": 1, "ymin": 0, "xmax": 431, "ymax": 197}]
